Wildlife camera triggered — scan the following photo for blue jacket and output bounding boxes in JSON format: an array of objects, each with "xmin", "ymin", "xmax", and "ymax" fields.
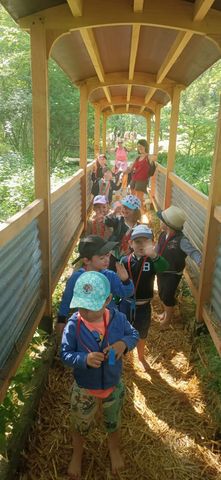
[
  {"xmin": 58, "ymin": 268, "xmax": 134, "ymax": 319},
  {"xmin": 60, "ymin": 309, "xmax": 139, "ymax": 389}
]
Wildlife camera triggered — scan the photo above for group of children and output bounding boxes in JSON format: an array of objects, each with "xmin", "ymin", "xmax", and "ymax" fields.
[{"xmin": 59, "ymin": 145, "xmax": 202, "ymax": 478}]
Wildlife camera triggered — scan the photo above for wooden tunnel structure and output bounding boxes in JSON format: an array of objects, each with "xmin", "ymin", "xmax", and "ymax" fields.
[{"xmin": 0, "ymin": 0, "xmax": 221, "ymax": 404}]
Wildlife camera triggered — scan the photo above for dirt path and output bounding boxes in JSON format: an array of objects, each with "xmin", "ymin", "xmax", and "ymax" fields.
[{"xmin": 18, "ymin": 294, "xmax": 221, "ymax": 480}]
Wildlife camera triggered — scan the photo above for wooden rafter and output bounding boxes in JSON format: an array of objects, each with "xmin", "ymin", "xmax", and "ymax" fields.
[
  {"xmin": 140, "ymin": 87, "xmax": 156, "ymax": 113},
  {"xmin": 133, "ymin": 0, "xmax": 144, "ymax": 13},
  {"xmin": 129, "ymin": 25, "xmax": 141, "ymax": 80},
  {"xmin": 80, "ymin": 28, "xmax": 113, "ymax": 110},
  {"xmin": 127, "ymin": 85, "xmax": 132, "ymax": 103},
  {"xmin": 96, "ymin": 96, "xmax": 156, "ymax": 112},
  {"xmin": 67, "ymin": 0, "xmax": 83, "ymax": 17},
  {"xmin": 194, "ymin": 0, "xmax": 215, "ymax": 22},
  {"xmin": 156, "ymin": 31, "xmax": 193, "ymax": 84}
]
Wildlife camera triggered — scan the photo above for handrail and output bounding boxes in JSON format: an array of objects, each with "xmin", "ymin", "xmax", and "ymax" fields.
[
  {"xmin": 0, "ymin": 199, "xmax": 44, "ymax": 248},
  {"xmin": 169, "ymin": 172, "xmax": 208, "ymax": 209},
  {"xmin": 156, "ymin": 163, "xmax": 167, "ymax": 174},
  {"xmin": 51, "ymin": 168, "xmax": 84, "ymax": 204},
  {"xmin": 87, "ymin": 159, "xmax": 95, "ymax": 171}
]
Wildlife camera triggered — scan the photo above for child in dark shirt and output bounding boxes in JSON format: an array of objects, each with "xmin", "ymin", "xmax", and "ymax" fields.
[
  {"xmin": 91, "ymin": 168, "xmax": 121, "ymax": 203},
  {"xmin": 156, "ymin": 205, "xmax": 202, "ymax": 328},
  {"xmin": 119, "ymin": 224, "xmax": 169, "ymax": 371}
]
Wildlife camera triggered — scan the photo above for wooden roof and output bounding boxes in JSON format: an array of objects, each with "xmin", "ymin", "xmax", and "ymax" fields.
[{"xmin": 1, "ymin": 0, "xmax": 221, "ymax": 115}]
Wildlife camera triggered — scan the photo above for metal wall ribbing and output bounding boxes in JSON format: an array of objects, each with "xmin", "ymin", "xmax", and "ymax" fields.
[
  {"xmin": 210, "ymin": 237, "xmax": 221, "ymax": 323},
  {"xmin": 171, "ymin": 184, "xmax": 207, "ymax": 288},
  {"xmin": 0, "ymin": 220, "xmax": 42, "ymax": 369},
  {"xmin": 51, "ymin": 182, "xmax": 82, "ymax": 279},
  {"xmin": 155, "ymin": 170, "xmax": 166, "ymax": 209}
]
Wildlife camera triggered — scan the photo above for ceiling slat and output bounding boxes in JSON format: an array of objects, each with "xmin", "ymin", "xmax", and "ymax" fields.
[
  {"xmin": 194, "ymin": 0, "xmax": 215, "ymax": 21},
  {"xmin": 129, "ymin": 25, "xmax": 141, "ymax": 80},
  {"xmin": 140, "ymin": 88, "xmax": 156, "ymax": 113},
  {"xmin": 156, "ymin": 31, "xmax": 193, "ymax": 84},
  {"xmin": 67, "ymin": 0, "xmax": 83, "ymax": 17},
  {"xmin": 133, "ymin": 0, "xmax": 144, "ymax": 13}
]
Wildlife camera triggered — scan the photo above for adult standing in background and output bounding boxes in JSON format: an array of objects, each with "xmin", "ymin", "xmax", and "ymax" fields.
[{"xmin": 128, "ymin": 139, "xmax": 156, "ymax": 211}]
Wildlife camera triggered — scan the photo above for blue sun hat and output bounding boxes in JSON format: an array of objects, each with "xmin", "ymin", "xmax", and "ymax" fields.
[
  {"xmin": 131, "ymin": 224, "xmax": 153, "ymax": 240},
  {"xmin": 121, "ymin": 194, "xmax": 141, "ymax": 210},
  {"xmin": 70, "ymin": 271, "xmax": 111, "ymax": 311}
]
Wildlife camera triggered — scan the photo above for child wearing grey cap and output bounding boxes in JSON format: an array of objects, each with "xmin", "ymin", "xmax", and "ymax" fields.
[{"xmin": 119, "ymin": 224, "xmax": 169, "ymax": 371}]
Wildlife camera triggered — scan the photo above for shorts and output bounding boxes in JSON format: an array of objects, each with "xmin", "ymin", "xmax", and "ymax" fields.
[
  {"xmin": 157, "ymin": 272, "xmax": 182, "ymax": 306},
  {"xmin": 70, "ymin": 380, "xmax": 125, "ymax": 435},
  {"xmin": 130, "ymin": 180, "xmax": 148, "ymax": 192},
  {"xmin": 119, "ymin": 300, "xmax": 151, "ymax": 339}
]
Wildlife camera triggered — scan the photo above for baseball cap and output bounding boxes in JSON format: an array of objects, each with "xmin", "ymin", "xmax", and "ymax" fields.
[
  {"xmin": 93, "ymin": 195, "xmax": 108, "ymax": 205},
  {"xmin": 72, "ymin": 235, "xmax": 118, "ymax": 265},
  {"xmin": 70, "ymin": 271, "xmax": 111, "ymax": 310},
  {"xmin": 121, "ymin": 195, "xmax": 141, "ymax": 210},
  {"xmin": 131, "ymin": 224, "xmax": 153, "ymax": 240}
]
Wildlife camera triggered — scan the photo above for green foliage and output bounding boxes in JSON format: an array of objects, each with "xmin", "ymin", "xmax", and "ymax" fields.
[{"xmin": 0, "ymin": 329, "xmax": 47, "ymax": 452}]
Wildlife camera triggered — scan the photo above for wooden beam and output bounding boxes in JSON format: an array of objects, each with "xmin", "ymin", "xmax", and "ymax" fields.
[
  {"xmin": 134, "ymin": 0, "xmax": 144, "ymax": 13},
  {"xmin": 80, "ymin": 28, "xmax": 114, "ymax": 110},
  {"xmin": 140, "ymin": 88, "xmax": 156, "ymax": 113},
  {"xmin": 102, "ymin": 114, "xmax": 107, "ymax": 153},
  {"xmin": 169, "ymin": 172, "xmax": 208, "ymax": 209},
  {"xmin": 127, "ymin": 85, "xmax": 132, "ymax": 102},
  {"xmin": 30, "ymin": 21, "xmax": 52, "ymax": 323},
  {"xmin": 0, "ymin": 200, "xmax": 44, "ymax": 248},
  {"xmin": 194, "ymin": 0, "xmax": 215, "ymax": 22},
  {"xmin": 105, "ymin": 106, "xmax": 147, "ymax": 117},
  {"xmin": 67, "ymin": 0, "xmax": 83, "ymax": 17},
  {"xmin": 145, "ymin": 111, "xmax": 152, "ymax": 145},
  {"xmin": 164, "ymin": 86, "xmax": 182, "ymax": 208},
  {"xmin": 94, "ymin": 103, "xmax": 100, "ymax": 156},
  {"xmin": 96, "ymin": 95, "xmax": 156, "ymax": 112},
  {"xmin": 157, "ymin": 31, "xmax": 193, "ymax": 84},
  {"xmin": 79, "ymin": 84, "xmax": 88, "ymax": 229},
  {"xmin": 80, "ymin": 28, "xmax": 104, "ymax": 82},
  {"xmin": 129, "ymin": 25, "xmax": 141, "ymax": 80},
  {"xmin": 196, "ymin": 97, "xmax": 221, "ymax": 321},
  {"xmin": 19, "ymin": 1, "xmax": 221, "ymax": 39},
  {"xmin": 214, "ymin": 205, "xmax": 221, "ymax": 223},
  {"xmin": 86, "ymin": 72, "xmax": 175, "ymax": 98}
]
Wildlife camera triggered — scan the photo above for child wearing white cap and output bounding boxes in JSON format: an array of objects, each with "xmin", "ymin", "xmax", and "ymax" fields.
[
  {"xmin": 156, "ymin": 206, "xmax": 202, "ymax": 328},
  {"xmin": 119, "ymin": 224, "xmax": 169, "ymax": 371},
  {"xmin": 61, "ymin": 271, "xmax": 139, "ymax": 478},
  {"xmin": 85, "ymin": 195, "xmax": 112, "ymax": 239}
]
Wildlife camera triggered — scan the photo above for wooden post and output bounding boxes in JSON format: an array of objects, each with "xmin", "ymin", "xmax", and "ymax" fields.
[
  {"xmin": 31, "ymin": 21, "xmax": 52, "ymax": 333},
  {"xmin": 196, "ymin": 98, "xmax": 221, "ymax": 321},
  {"xmin": 164, "ymin": 86, "xmax": 182, "ymax": 208},
  {"xmin": 146, "ymin": 111, "xmax": 152, "ymax": 146},
  {"xmin": 102, "ymin": 114, "xmax": 107, "ymax": 153},
  {"xmin": 151, "ymin": 105, "xmax": 161, "ymax": 199},
  {"xmin": 80, "ymin": 83, "xmax": 88, "ymax": 228},
  {"xmin": 94, "ymin": 103, "xmax": 100, "ymax": 157}
]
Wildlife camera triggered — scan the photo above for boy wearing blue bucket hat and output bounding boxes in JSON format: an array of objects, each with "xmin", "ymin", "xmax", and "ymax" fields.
[
  {"xmin": 61, "ymin": 271, "xmax": 139, "ymax": 478},
  {"xmin": 119, "ymin": 224, "xmax": 169, "ymax": 371}
]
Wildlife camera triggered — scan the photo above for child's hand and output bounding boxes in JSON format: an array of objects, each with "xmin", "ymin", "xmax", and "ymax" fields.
[
  {"xmin": 145, "ymin": 244, "xmax": 158, "ymax": 259},
  {"xmin": 87, "ymin": 352, "xmax": 105, "ymax": 368},
  {"xmin": 103, "ymin": 341, "xmax": 126, "ymax": 360},
  {"xmin": 116, "ymin": 262, "xmax": 129, "ymax": 281}
]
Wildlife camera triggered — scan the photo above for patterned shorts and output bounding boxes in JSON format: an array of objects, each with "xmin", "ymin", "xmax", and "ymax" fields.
[{"xmin": 70, "ymin": 380, "xmax": 125, "ymax": 435}]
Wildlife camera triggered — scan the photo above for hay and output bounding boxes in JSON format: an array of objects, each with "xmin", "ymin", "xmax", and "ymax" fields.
[{"xmin": 18, "ymin": 298, "xmax": 221, "ymax": 480}]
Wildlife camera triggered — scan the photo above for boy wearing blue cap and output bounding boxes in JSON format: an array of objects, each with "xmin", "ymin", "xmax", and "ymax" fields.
[
  {"xmin": 119, "ymin": 224, "xmax": 169, "ymax": 371},
  {"xmin": 61, "ymin": 271, "xmax": 139, "ymax": 478}
]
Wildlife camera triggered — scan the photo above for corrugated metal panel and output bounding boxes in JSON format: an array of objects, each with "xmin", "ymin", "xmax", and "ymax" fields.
[
  {"xmin": 86, "ymin": 167, "xmax": 93, "ymax": 209},
  {"xmin": 210, "ymin": 237, "xmax": 221, "ymax": 323},
  {"xmin": 171, "ymin": 184, "xmax": 207, "ymax": 287},
  {"xmin": 155, "ymin": 170, "xmax": 166, "ymax": 209},
  {"xmin": 51, "ymin": 182, "xmax": 82, "ymax": 278},
  {"xmin": 0, "ymin": 220, "xmax": 42, "ymax": 369}
]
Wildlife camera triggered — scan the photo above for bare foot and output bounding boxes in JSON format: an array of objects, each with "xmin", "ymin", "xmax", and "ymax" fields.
[
  {"xmin": 68, "ymin": 450, "xmax": 82, "ymax": 479},
  {"xmin": 137, "ymin": 358, "xmax": 150, "ymax": 372},
  {"xmin": 109, "ymin": 447, "xmax": 124, "ymax": 474}
]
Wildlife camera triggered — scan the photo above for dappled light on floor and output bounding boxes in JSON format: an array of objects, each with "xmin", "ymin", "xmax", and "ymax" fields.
[{"xmin": 18, "ymin": 296, "xmax": 221, "ymax": 480}]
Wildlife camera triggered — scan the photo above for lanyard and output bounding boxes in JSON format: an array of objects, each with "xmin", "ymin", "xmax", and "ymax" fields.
[
  {"xmin": 76, "ymin": 311, "xmax": 109, "ymax": 353},
  {"xmin": 127, "ymin": 254, "xmax": 148, "ymax": 294},
  {"xmin": 158, "ymin": 232, "xmax": 175, "ymax": 256},
  {"xmin": 92, "ymin": 219, "xmax": 105, "ymax": 238}
]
